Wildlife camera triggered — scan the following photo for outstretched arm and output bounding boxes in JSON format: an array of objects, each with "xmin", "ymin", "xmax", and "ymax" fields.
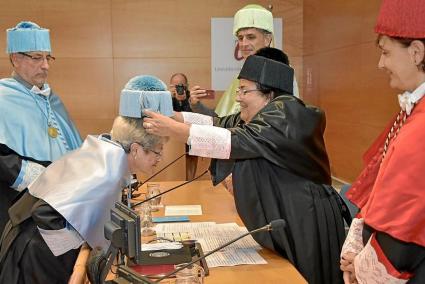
[
  {"xmin": 144, "ymin": 110, "xmax": 190, "ymax": 143},
  {"xmin": 144, "ymin": 110, "xmax": 231, "ymax": 159},
  {"xmin": 172, "ymin": 111, "xmax": 184, "ymax": 123}
]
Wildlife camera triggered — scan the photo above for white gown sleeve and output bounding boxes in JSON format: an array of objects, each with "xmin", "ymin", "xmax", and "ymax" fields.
[
  {"xmin": 182, "ymin": 112, "xmax": 213, "ymax": 125},
  {"xmin": 188, "ymin": 124, "xmax": 231, "ymax": 159},
  {"xmin": 341, "ymin": 217, "xmax": 365, "ymax": 256},
  {"xmin": 38, "ymin": 223, "xmax": 85, "ymax": 256},
  {"xmin": 11, "ymin": 160, "xmax": 45, "ymax": 192},
  {"xmin": 354, "ymin": 233, "xmax": 411, "ymax": 284}
]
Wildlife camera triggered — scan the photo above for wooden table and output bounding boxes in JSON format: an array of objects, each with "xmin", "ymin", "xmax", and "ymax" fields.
[{"xmin": 140, "ymin": 180, "xmax": 307, "ymax": 284}]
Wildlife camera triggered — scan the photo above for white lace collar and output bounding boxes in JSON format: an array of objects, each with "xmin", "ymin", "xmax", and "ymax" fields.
[{"xmin": 398, "ymin": 81, "xmax": 425, "ymax": 115}]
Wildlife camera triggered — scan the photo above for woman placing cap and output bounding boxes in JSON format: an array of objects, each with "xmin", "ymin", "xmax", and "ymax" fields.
[{"xmin": 143, "ymin": 47, "xmax": 348, "ymax": 284}]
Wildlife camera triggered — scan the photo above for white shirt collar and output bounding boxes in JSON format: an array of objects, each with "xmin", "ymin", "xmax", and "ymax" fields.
[
  {"xmin": 398, "ymin": 81, "xmax": 425, "ymax": 115},
  {"xmin": 30, "ymin": 84, "xmax": 51, "ymax": 97}
]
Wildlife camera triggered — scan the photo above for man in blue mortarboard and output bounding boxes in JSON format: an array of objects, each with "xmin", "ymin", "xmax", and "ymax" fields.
[{"xmin": 0, "ymin": 21, "xmax": 82, "ymax": 236}]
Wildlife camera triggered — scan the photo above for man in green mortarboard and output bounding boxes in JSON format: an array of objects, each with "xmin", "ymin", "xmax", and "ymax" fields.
[{"xmin": 189, "ymin": 4, "xmax": 299, "ymax": 117}]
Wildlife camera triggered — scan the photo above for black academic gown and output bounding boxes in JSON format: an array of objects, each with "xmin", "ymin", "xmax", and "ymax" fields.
[
  {"xmin": 0, "ymin": 144, "xmax": 51, "ymax": 236},
  {"xmin": 210, "ymin": 95, "xmax": 347, "ymax": 284},
  {"xmin": 0, "ymin": 192, "xmax": 79, "ymax": 284}
]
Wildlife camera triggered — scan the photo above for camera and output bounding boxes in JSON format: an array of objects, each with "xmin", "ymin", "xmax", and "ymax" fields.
[{"xmin": 175, "ymin": 84, "xmax": 188, "ymax": 96}]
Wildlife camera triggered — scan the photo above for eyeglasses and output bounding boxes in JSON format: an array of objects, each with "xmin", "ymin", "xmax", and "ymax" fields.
[
  {"xmin": 135, "ymin": 142, "xmax": 163, "ymax": 159},
  {"xmin": 148, "ymin": 149, "xmax": 163, "ymax": 158},
  {"xmin": 19, "ymin": 52, "xmax": 55, "ymax": 64},
  {"xmin": 236, "ymin": 87, "xmax": 261, "ymax": 96}
]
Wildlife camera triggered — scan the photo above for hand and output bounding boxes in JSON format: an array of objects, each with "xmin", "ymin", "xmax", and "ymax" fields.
[
  {"xmin": 341, "ymin": 252, "xmax": 357, "ymax": 284},
  {"xmin": 343, "ymin": 271, "xmax": 357, "ymax": 284},
  {"xmin": 340, "ymin": 252, "xmax": 356, "ymax": 272},
  {"xmin": 143, "ymin": 110, "xmax": 178, "ymax": 137},
  {"xmin": 172, "ymin": 111, "xmax": 184, "ymax": 123},
  {"xmin": 221, "ymin": 174, "xmax": 234, "ymax": 195},
  {"xmin": 189, "ymin": 86, "xmax": 207, "ymax": 105},
  {"xmin": 143, "ymin": 110, "xmax": 190, "ymax": 142}
]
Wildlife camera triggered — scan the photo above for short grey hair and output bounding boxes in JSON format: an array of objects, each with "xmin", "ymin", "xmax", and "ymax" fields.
[
  {"xmin": 111, "ymin": 116, "xmax": 162, "ymax": 153},
  {"xmin": 237, "ymin": 27, "xmax": 273, "ymax": 37}
]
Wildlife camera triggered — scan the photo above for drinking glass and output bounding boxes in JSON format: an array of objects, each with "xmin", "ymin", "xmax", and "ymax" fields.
[
  {"xmin": 156, "ymin": 263, "xmax": 205, "ymax": 284},
  {"xmin": 175, "ymin": 263, "xmax": 205, "ymax": 284},
  {"xmin": 137, "ymin": 203, "xmax": 155, "ymax": 236},
  {"xmin": 147, "ymin": 183, "xmax": 162, "ymax": 211}
]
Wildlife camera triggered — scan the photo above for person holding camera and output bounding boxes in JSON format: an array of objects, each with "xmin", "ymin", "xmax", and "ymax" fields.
[
  {"xmin": 170, "ymin": 73, "xmax": 192, "ymax": 112},
  {"xmin": 169, "ymin": 73, "xmax": 198, "ymax": 180}
]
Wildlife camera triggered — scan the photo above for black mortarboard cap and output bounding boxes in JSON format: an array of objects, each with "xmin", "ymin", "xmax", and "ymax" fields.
[{"xmin": 238, "ymin": 55, "xmax": 294, "ymax": 95}]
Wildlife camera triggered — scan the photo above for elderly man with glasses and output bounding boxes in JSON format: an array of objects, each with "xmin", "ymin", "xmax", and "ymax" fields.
[{"xmin": 0, "ymin": 21, "xmax": 82, "ymax": 236}]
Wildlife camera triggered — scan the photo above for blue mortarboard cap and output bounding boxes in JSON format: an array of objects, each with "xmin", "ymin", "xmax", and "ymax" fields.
[
  {"xmin": 119, "ymin": 75, "xmax": 173, "ymax": 118},
  {"xmin": 6, "ymin": 21, "xmax": 51, "ymax": 54}
]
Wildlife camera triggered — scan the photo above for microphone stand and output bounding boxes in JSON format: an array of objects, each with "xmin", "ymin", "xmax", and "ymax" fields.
[
  {"xmin": 154, "ymin": 223, "xmax": 274, "ymax": 283},
  {"xmin": 138, "ymin": 152, "xmax": 187, "ymax": 188},
  {"xmin": 125, "ymin": 153, "xmax": 187, "ymax": 204},
  {"xmin": 132, "ymin": 169, "xmax": 208, "ymax": 209},
  {"xmin": 104, "ymin": 221, "xmax": 286, "ymax": 284}
]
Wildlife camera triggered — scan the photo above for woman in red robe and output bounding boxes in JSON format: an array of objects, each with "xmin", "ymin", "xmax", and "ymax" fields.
[{"xmin": 340, "ymin": 0, "xmax": 425, "ymax": 283}]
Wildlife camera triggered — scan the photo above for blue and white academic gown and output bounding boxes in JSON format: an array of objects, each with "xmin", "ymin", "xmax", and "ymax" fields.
[
  {"xmin": 0, "ymin": 74, "xmax": 82, "ymax": 234},
  {"xmin": 0, "ymin": 135, "xmax": 130, "ymax": 284}
]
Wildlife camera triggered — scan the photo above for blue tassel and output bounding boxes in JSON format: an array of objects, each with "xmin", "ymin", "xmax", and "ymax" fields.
[
  {"xmin": 15, "ymin": 21, "xmax": 41, "ymax": 29},
  {"xmin": 125, "ymin": 75, "xmax": 167, "ymax": 92}
]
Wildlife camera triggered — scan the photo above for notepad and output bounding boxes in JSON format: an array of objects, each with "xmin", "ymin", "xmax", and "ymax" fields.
[{"xmin": 165, "ymin": 205, "xmax": 202, "ymax": 216}]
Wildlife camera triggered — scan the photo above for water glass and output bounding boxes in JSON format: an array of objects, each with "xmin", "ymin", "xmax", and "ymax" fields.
[
  {"xmin": 175, "ymin": 263, "xmax": 205, "ymax": 284},
  {"xmin": 156, "ymin": 263, "xmax": 204, "ymax": 284},
  {"xmin": 147, "ymin": 183, "xmax": 162, "ymax": 211},
  {"xmin": 137, "ymin": 203, "xmax": 155, "ymax": 236}
]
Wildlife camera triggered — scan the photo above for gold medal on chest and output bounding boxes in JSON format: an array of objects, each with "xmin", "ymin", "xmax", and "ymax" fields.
[{"xmin": 48, "ymin": 126, "xmax": 58, "ymax": 138}]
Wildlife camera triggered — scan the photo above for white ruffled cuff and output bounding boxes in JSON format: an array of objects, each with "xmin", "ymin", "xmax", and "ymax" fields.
[
  {"xmin": 182, "ymin": 112, "xmax": 213, "ymax": 125},
  {"xmin": 11, "ymin": 160, "xmax": 45, "ymax": 192},
  {"xmin": 188, "ymin": 124, "xmax": 231, "ymax": 159},
  {"xmin": 38, "ymin": 224, "xmax": 85, "ymax": 256},
  {"xmin": 341, "ymin": 218, "xmax": 365, "ymax": 256},
  {"xmin": 354, "ymin": 234, "xmax": 410, "ymax": 284}
]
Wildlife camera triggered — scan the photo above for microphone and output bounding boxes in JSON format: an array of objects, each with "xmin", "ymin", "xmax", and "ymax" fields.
[
  {"xmin": 122, "ymin": 152, "xmax": 187, "ymax": 204},
  {"xmin": 125, "ymin": 152, "xmax": 187, "ymax": 204},
  {"xmin": 154, "ymin": 219, "xmax": 288, "ymax": 283},
  {"xmin": 138, "ymin": 152, "xmax": 187, "ymax": 188},
  {"xmin": 131, "ymin": 169, "xmax": 208, "ymax": 209}
]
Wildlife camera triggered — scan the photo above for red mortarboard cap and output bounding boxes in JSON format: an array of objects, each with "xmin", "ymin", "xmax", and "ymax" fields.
[{"xmin": 375, "ymin": 0, "xmax": 425, "ymax": 38}]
